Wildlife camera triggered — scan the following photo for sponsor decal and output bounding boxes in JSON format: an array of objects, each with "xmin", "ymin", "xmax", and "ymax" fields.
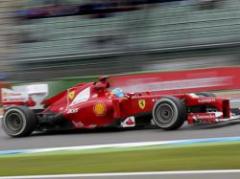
[
  {"xmin": 66, "ymin": 108, "xmax": 78, "ymax": 114},
  {"xmin": 1, "ymin": 88, "xmax": 28, "ymax": 102},
  {"xmin": 138, "ymin": 99, "xmax": 146, "ymax": 110},
  {"xmin": 93, "ymin": 102, "xmax": 106, "ymax": 116},
  {"xmin": 190, "ymin": 113, "xmax": 217, "ymax": 124},
  {"xmin": 121, "ymin": 116, "xmax": 135, "ymax": 128},
  {"xmin": 72, "ymin": 121, "xmax": 84, "ymax": 128},
  {"xmin": 214, "ymin": 112, "xmax": 223, "ymax": 118},
  {"xmin": 198, "ymin": 97, "xmax": 215, "ymax": 103},
  {"xmin": 195, "ymin": 113, "xmax": 216, "ymax": 120},
  {"xmin": 72, "ymin": 121, "xmax": 97, "ymax": 129}
]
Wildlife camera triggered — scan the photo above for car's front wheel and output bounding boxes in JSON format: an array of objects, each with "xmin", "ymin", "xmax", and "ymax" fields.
[
  {"xmin": 152, "ymin": 96, "xmax": 186, "ymax": 130},
  {"xmin": 2, "ymin": 106, "xmax": 37, "ymax": 137}
]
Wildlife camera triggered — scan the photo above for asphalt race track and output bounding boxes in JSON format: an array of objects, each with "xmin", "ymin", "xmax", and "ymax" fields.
[
  {"xmin": 0, "ymin": 100, "xmax": 240, "ymax": 150},
  {"xmin": 1, "ymin": 121, "xmax": 240, "ymax": 150}
]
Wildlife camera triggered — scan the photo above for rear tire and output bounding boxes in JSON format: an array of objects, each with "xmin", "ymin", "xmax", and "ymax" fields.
[
  {"xmin": 2, "ymin": 106, "xmax": 37, "ymax": 137},
  {"xmin": 152, "ymin": 96, "xmax": 186, "ymax": 130}
]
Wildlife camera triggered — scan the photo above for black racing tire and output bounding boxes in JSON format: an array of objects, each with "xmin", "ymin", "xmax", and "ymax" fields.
[
  {"xmin": 195, "ymin": 92, "xmax": 216, "ymax": 97},
  {"xmin": 2, "ymin": 106, "xmax": 37, "ymax": 137},
  {"xmin": 152, "ymin": 96, "xmax": 186, "ymax": 130}
]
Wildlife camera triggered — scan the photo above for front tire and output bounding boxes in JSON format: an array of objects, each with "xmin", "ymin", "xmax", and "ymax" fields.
[
  {"xmin": 152, "ymin": 96, "xmax": 186, "ymax": 130},
  {"xmin": 2, "ymin": 106, "xmax": 37, "ymax": 137}
]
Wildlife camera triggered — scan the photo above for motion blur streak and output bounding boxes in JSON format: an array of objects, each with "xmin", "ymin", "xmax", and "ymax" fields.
[{"xmin": 0, "ymin": 0, "xmax": 238, "ymax": 81}]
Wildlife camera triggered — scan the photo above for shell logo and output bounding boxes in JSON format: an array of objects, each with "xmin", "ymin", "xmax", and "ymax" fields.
[{"xmin": 93, "ymin": 102, "xmax": 106, "ymax": 116}]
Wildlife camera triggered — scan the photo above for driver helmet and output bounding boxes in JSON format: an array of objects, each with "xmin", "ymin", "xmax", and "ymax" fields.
[{"xmin": 112, "ymin": 88, "xmax": 124, "ymax": 97}]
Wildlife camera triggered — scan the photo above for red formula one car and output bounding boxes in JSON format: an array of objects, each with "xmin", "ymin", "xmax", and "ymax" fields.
[{"xmin": 1, "ymin": 77, "xmax": 240, "ymax": 137}]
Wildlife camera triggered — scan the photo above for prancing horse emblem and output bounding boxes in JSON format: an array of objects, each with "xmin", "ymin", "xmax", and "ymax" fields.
[
  {"xmin": 138, "ymin": 99, "xmax": 146, "ymax": 110},
  {"xmin": 68, "ymin": 89, "xmax": 76, "ymax": 101}
]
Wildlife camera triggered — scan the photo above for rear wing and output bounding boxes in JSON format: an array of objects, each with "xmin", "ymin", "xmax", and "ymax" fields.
[{"xmin": 1, "ymin": 84, "xmax": 48, "ymax": 109}]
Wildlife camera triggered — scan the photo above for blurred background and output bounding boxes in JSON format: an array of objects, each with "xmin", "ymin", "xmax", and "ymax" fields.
[{"xmin": 0, "ymin": 0, "xmax": 240, "ymax": 82}]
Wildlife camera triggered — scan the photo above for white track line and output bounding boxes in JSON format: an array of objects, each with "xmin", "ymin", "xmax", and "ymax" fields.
[
  {"xmin": 2, "ymin": 136, "xmax": 240, "ymax": 156},
  {"xmin": 1, "ymin": 170, "xmax": 240, "ymax": 179}
]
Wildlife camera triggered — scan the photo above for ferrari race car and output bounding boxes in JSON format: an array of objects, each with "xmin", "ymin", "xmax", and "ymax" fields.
[{"xmin": 1, "ymin": 77, "xmax": 240, "ymax": 137}]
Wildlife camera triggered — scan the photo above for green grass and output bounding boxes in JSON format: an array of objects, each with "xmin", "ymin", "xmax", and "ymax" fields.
[{"xmin": 1, "ymin": 143, "xmax": 240, "ymax": 176}]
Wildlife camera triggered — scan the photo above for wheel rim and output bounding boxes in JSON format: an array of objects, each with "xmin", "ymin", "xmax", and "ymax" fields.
[
  {"xmin": 155, "ymin": 103, "xmax": 177, "ymax": 127},
  {"xmin": 5, "ymin": 112, "xmax": 24, "ymax": 132}
]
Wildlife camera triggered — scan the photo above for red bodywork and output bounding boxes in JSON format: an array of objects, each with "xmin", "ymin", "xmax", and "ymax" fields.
[
  {"xmin": 2, "ymin": 73, "xmax": 240, "ymax": 138},
  {"xmin": 30, "ymin": 79, "xmax": 231, "ymax": 129},
  {"xmin": 1, "ymin": 77, "xmax": 234, "ymax": 131}
]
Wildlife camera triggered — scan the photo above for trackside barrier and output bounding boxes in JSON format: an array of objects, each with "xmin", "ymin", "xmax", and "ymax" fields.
[
  {"xmin": 4, "ymin": 67, "xmax": 240, "ymax": 98},
  {"xmin": 109, "ymin": 67, "xmax": 240, "ymax": 94}
]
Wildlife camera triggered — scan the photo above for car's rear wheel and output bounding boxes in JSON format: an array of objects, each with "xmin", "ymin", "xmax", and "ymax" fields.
[
  {"xmin": 2, "ymin": 106, "xmax": 37, "ymax": 137},
  {"xmin": 152, "ymin": 96, "xmax": 186, "ymax": 130}
]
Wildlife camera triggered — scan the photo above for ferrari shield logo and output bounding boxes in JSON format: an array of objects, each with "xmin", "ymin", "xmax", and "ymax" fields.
[
  {"xmin": 68, "ymin": 90, "xmax": 75, "ymax": 101},
  {"xmin": 138, "ymin": 99, "xmax": 146, "ymax": 110}
]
